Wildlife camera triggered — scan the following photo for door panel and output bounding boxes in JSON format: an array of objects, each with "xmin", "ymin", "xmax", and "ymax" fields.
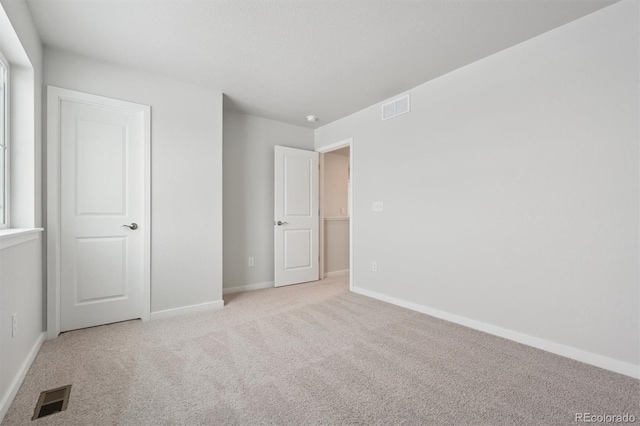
[
  {"xmin": 75, "ymin": 237, "xmax": 127, "ymax": 304},
  {"xmin": 76, "ymin": 119, "xmax": 127, "ymax": 215},
  {"xmin": 274, "ymin": 146, "xmax": 319, "ymax": 287},
  {"xmin": 284, "ymin": 156, "xmax": 312, "ymax": 216},
  {"xmin": 284, "ymin": 229, "xmax": 312, "ymax": 269},
  {"xmin": 60, "ymin": 98, "xmax": 146, "ymax": 332}
]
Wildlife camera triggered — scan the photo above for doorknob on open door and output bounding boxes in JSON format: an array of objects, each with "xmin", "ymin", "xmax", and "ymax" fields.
[
  {"xmin": 275, "ymin": 221, "xmax": 288, "ymax": 226},
  {"xmin": 122, "ymin": 223, "xmax": 138, "ymax": 230}
]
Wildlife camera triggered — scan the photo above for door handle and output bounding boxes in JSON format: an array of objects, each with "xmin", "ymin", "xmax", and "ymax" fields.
[
  {"xmin": 275, "ymin": 221, "xmax": 288, "ymax": 226},
  {"xmin": 122, "ymin": 223, "xmax": 138, "ymax": 230}
]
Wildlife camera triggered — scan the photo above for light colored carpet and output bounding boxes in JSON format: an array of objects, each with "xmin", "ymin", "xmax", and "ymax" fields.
[{"xmin": 3, "ymin": 277, "xmax": 639, "ymax": 425}]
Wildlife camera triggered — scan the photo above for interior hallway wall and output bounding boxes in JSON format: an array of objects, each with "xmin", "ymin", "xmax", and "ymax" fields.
[
  {"xmin": 323, "ymin": 152, "xmax": 350, "ymax": 274},
  {"xmin": 323, "ymin": 152, "xmax": 349, "ymax": 218}
]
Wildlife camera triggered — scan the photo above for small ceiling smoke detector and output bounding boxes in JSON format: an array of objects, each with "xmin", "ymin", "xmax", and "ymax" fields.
[{"xmin": 306, "ymin": 115, "xmax": 318, "ymax": 123}]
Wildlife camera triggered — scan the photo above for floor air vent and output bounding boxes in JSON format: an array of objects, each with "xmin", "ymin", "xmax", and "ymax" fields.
[{"xmin": 32, "ymin": 385, "xmax": 71, "ymax": 420}]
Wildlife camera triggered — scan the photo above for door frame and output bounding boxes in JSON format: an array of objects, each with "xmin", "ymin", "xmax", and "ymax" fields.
[
  {"xmin": 316, "ymin": 137, "xmax": 353, "ymax": 290},
  {"xmin": 46, "ymin": 86, "xmax": 151, "ymax": 339}
]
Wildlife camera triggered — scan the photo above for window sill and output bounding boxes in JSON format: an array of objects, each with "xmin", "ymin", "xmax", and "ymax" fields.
[{"xmin": 0, "ymin": 228, "xmax": 44, "ymax": 250}]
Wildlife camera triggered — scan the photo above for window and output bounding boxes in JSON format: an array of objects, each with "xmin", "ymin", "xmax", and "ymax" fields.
[{"xmin": 0, "ymin": 51, "xmax": 7, "ymax": 229}]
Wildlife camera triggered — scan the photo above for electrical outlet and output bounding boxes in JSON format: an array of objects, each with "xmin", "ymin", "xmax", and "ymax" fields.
[
  {"xmin": 340, "ymin": 207, "xmax": 346, "ymax": 214},
  {"xmin": 248, "ymin": 257, "xmax": 254, "ymax": 267},
  {"xmin": 372, "ymin": 202, "xmax": 384, "ymax": 212},
  {"xmin": 11, "ymin": 313, "xmax": 17, "ymax": 337},
  {"xmin": 372, "ymin": 261, "xmax": 378, "ymax": 272}
]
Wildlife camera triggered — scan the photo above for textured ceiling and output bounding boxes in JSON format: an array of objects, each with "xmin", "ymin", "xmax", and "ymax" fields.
[{"xmin": 26, "ymin": 0, "xmax": 616, "ymax": 128}]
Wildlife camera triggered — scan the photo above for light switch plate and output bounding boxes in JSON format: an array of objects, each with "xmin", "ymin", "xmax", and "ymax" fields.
[{"xmin": 372, "ymin": 202, "xmax": 384, "ymax": 212}]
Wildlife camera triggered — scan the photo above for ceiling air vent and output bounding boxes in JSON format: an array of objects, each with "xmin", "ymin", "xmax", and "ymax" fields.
[{"xmin": 381, "ymin": 94, "xmax": 410, "ymax": 120}]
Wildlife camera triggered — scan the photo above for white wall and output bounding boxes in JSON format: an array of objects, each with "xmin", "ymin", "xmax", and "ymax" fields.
[
  {"xmin": 315, "ymin": 0, "xmax": 639, "ymax": 375},
  {"xmin": 44, "ymin": 49, "xmax": 223, "ymax": 312},
  {"xmin": 0, "ymin": 0, "xmax": 44, "ymax": 421},
  {"xmin": 0, "ymin": 239, "xmax": 43, "ymax": 419},
  {"xmin": 323, "ymin": 153, "xmax": 349, "ymax": 217},
  {"xmin": 223, "ymin": 110, "xmax": 314, "ymax": 292}
]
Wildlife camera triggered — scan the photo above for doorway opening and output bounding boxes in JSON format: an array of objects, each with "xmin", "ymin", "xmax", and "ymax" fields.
[{"xmin": 317, "ymin": 138, "xmax": 353, "ymax": 289}]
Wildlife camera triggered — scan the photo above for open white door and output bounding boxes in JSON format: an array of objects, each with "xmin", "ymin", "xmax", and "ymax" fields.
[
  {"xmin": 58, "ymin": 91, "xmax": 149, "ymax": 332},
  {"xmin": 274, "ymin": 146, "xmax": 319, "ymax": 287}
]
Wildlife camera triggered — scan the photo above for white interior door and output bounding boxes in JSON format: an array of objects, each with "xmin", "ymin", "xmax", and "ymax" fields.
[
  {"xmin": 59, "ymin": 94, "xmax": 149, "ymax": 332},
  {"xmin": 274, "ymin": 146, "xmax": 319, "ymax": 287}
]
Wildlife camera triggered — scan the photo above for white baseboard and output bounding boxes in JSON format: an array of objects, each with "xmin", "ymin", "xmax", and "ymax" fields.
[
  {"xmin": 0, "ymin": 332, "xmax": 45, "ymax": 423},
  {"xmin": 351, "ymin": 286, "xmax": 639, "ymax": 379},
  {"xmin": 223, "ymin": 281, "xmax": 274, "ymax": 295},
  {"xmin": 324, "ymin": 270, "xmax": 349, "ymax": 278},
  {"xmin": 150, "ymin": 300, "xmax": 224, "ymax": 321}
]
